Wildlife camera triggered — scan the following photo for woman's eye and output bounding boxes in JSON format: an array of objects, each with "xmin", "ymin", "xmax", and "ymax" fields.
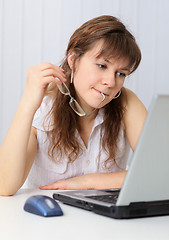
[
  {"xmin": 117, "ymin": 72, "xmax": 126, "ymax": 77},
  {"xmin": 97, "ymin": 64, "xmax": 107, "ymax": 69}
]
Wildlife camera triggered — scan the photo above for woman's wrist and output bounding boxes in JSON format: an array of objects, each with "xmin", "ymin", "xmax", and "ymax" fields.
[
  {"xmin": 85, "ymin": 172, "xmax": 127, "ymax": 190},
  {"xmin": 19, "ymin": 94, "xmax": 38, "ymax": 116}
]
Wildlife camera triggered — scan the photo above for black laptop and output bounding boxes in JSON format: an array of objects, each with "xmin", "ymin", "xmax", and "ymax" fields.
[{"xmin": 53, "ymin": 95, "xmax": 169, "ymax": 219}]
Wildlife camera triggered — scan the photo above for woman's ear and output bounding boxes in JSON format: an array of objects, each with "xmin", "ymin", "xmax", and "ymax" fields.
[{"xmin": 67, "ymin": 52, "xmax": 76, "ymax": 70}]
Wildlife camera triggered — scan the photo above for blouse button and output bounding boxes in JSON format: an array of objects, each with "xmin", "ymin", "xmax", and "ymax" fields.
[{"xmin": 86, "ymin": 160, "xmax": 90, "ymax": 166}]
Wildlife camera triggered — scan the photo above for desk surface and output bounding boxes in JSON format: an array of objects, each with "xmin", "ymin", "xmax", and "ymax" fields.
[{"xmin": 0, "ymin": 189, "xmax": 169, "ymax": 240}]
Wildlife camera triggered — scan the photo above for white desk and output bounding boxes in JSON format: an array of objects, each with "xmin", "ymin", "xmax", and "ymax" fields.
[{"xmin": 0, "ymin": 189, "xmax": 169, "ymax": 240}]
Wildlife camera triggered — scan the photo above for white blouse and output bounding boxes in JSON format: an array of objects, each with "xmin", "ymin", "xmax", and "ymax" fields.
[{"xmin": 24, "ymin": 97, "xmax": 131, "ymax": 188}]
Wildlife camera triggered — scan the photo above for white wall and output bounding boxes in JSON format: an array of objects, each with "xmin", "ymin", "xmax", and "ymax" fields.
[{"xmin": 0, "ymin": 0, "xmax": 169, "ymax": 144}]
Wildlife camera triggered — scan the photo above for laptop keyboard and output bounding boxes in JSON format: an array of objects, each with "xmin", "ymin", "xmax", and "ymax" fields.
[{"xmin": 87, "ymin": 194, "xmax": 119, "ymax": 204}]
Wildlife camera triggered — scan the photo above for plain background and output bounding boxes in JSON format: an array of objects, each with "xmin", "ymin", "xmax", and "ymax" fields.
[{"xmin": 0, "ymin": 0, "xmax": 169, "ymax": 144}]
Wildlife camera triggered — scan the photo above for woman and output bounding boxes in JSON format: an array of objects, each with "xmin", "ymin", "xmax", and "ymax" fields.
[{"xmin": 0, "ymin": 15, "xmax": 147, "ymax": 196}]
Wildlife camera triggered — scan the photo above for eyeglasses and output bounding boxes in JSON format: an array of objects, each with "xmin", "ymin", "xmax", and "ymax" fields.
[
  {"xmin": 57, "ymin": 82, "xmax": 105, "ymax": 117},
  {"xmin": 57, "ymin": 82, "xmax": 86, "ymax": 116}
]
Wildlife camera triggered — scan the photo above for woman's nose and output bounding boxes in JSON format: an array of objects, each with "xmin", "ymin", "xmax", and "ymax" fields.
[{"xmin": 102, "ymin": 73, "xmax": 116, "ymax": 87}]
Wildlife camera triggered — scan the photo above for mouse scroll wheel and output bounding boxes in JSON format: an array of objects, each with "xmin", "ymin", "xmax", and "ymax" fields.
[{"xmin": 45, "ymin": 199, "xmax": 55, "ymax": 209}]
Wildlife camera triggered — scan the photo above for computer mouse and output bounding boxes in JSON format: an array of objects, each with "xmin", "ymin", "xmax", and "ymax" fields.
[{"xmin": 24, "ymin": 195, "xmax": 63, "ymax": 217}]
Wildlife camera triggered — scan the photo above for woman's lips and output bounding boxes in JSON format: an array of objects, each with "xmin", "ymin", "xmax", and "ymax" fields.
[{"xmin": 93, "ymin": 88, "xmax": 108, "ymax": 96}]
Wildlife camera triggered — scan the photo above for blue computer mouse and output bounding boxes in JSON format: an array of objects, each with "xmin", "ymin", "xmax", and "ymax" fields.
[{"xmin": 24, "ymin": 195, "xmax": 63, "ymax": 217}]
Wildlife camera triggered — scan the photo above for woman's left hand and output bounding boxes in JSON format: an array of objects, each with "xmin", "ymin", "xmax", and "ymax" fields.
[
  {"xmin": 39, "ymin": 175, "xmax": 90, "ymax": 190},
  {"xmin": 39, "ymin": 172, "xmax": 127, "ymax": 190}
]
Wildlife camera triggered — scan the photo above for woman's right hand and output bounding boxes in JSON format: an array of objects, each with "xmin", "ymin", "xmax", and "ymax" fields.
[{"xmin": 23, "ymin": 62, "xmax": 66, "ymax": 113}]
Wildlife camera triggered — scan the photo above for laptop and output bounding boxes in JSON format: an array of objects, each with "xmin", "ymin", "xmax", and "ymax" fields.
[{"xmin": 53, "ymin": 95, "xmax": 169, "ymax": 219}]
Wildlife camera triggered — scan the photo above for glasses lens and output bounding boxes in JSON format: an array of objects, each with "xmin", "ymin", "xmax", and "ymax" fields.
[
  {"xmin": 69, "ymin": 98, "xmax": 86, "ymax": 116},
  {"xmin": 57, "ymin": 83, "xmax": 69, "ymax": 95}
]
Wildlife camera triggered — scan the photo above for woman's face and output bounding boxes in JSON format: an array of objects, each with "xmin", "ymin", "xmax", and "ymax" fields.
[{"xmin": 71, "ymin": 42, "xmax": 130, "ymax": 114}]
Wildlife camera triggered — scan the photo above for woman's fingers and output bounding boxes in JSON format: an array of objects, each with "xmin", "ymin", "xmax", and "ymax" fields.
[
  {"xmin": 41, "ymin": 68, "xmax": 66, "ymax": 83},
  {"xmin": 39, "ymin": 63, "xmax": 67, "ymax": 84}
]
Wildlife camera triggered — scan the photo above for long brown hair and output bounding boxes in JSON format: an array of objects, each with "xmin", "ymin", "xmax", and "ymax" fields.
[{"xmin": 45, "ymin": 15, "xmax": 141, "ymax": 168}]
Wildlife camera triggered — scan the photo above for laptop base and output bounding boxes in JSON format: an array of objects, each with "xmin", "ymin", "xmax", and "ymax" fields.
[{"xmin": 53, "ymin": 193, "xmax": 169, "ymax": 219}]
